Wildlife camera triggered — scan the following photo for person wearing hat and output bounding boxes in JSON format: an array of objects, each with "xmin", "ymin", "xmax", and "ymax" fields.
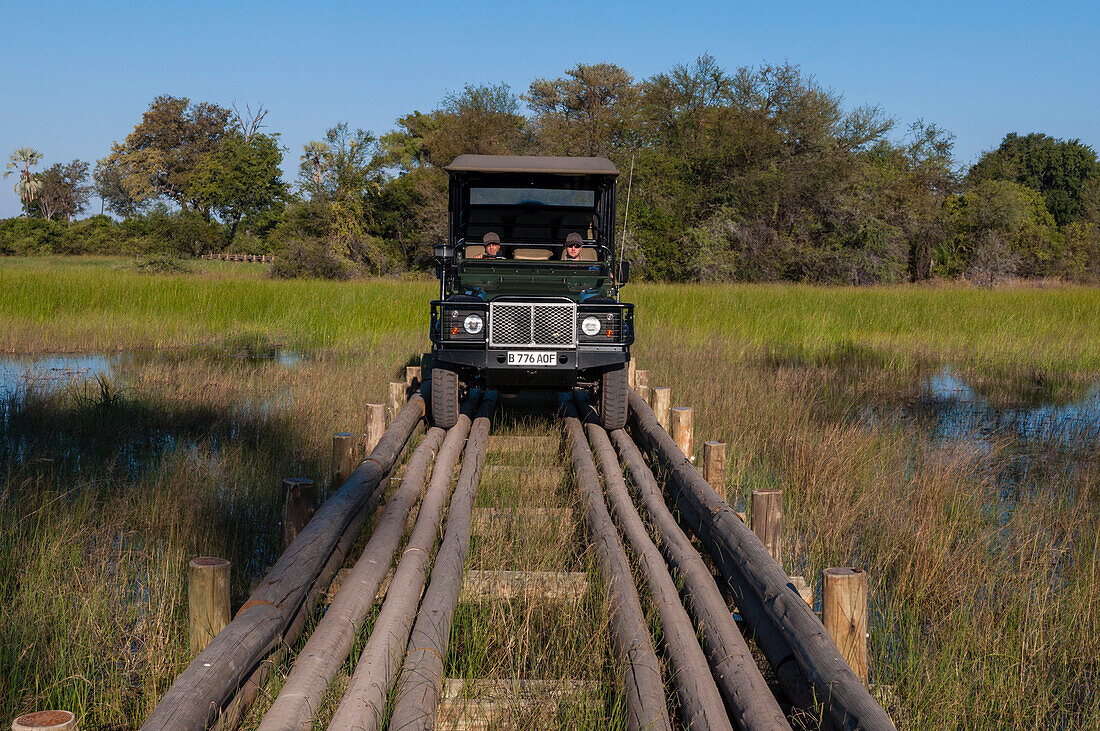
[
  {"xmin": 561, "ymin": 232, "xmax": 585, "ymax": 260},
  {"xmin": 476, "ymin": 232, "xmax": 504, "ymax": 259}
]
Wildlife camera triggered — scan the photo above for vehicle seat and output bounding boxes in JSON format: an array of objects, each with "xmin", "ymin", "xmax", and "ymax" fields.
[
  {"xmin": 560, "ymin": 247, "xmax": 598, "ymax": 261},
  {"xmin": 463, "ymin": 245, "xmax": 486, "ymax": 259},
  {"xmin": 512, "ymin": 247, "xmax": 552, "ymax": 260}
]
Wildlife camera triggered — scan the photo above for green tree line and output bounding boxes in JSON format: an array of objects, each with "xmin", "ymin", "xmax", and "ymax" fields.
[{"xmin": 4, "ymin": 57, "xmax": 1099, "ymax": 283}]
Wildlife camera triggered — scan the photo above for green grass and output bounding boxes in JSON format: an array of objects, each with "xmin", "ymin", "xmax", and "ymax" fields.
[{"xmin": 2, "ymin": 256, "xmax": 1098, "ymax": 728}]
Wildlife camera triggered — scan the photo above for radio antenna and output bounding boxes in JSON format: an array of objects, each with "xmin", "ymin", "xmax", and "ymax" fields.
[{"xmin": 617, "ymin": 153, "xmax": 635, "ymax": 273}]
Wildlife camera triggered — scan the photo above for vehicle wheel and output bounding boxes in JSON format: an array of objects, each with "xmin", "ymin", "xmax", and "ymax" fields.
[
  {"xmin": 600, "ymin": 364, "xmax": 629, "ymax": 430},
  {"xmin": 431, "ymin": 367, "xmax": 459, "ymax": 428}
]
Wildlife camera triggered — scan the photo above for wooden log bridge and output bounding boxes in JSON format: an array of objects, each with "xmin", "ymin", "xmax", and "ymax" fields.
[{"xmin": 138, "ymin": 372, "xmax": 893, "ymax": 730}]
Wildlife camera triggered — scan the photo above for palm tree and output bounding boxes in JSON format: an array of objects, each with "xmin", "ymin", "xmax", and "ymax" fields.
[
  {"xmin": 300, "ymin": 141, "xmax": 331, "ymax": 198},
  {"xmin": 4, "ymin": 147, "xmax": 44, "ymax": 216}
]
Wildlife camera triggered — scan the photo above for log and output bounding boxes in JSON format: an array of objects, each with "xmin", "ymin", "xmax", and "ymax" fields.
[
  {"xmin": 671, "ymin": 406, "xmax": 694, "ymax": 462},
  {"xmin": 189, "ymin": 557, "xmax": 231, "ymax": 657},
  {"xmin": 140, "ymin": 387, "xmax": 429, "ymax": 730},
  {"xmin": 254, "ymin": 421, "xmax": 450, "ymax": 730},
  {"xmin": 282, "ymin": 478, "xmax": 315, "ymax": 549},
  {"xmin": 12, "ymin": 710, "xmax": 78, "ymax": 730},
  {"xmin": 388, "ymin": 381, "xmax": 406, "ymax": 424},
  {"xmin": 388, "ymin": 394, "xmax": 499, "ymax": 730},
  {"xmin": 650, "ymin": 387, "xmax": 671, "ymax": 430},
  {"xmin": 703, "ymin": 441, "xmax": 726, "ymax": 495},
  {"xmin": 627, "ymin": 358, "xmax": 636, "ymax": 389},
  {"xmin": 583, "ymin": 411, "xmax": 734, "ymax": 731},
  {"xmin": 634, "ymin": 369, "xmax": 650, "ymax": 402},
  {"xmin": 327, "ymin": 393, "xmax": 489, "ymax": 731},
  {"xmin": 823, "ymin": 568, "xmax": 869, "ymax": 684},
  {"xmin": 331, "ymin": 432, "xmax": 357, "ymax": 487},
  {"xmin": 627, "ymin": 389, "xmax": 894, "ymax": 731},
  {"xmin": 214, "ymin": 490, "xmax": 377, "ymax": 731},
  {"xmin": 609, "ymin": 430, "xmax": 791, "ymax": 731},
  {"xmin": 563, "ymin": 398, "xmax": 671, "ymax": 731},
  {"xmin": 405, "ymin": 365, "xmax": 422, "ymax": 390},
  {"xmin": 364, "ymin": 403, "xmax": 385, "ymax": 454},
  {"xmin": 751, "ymin": 489, "xmax": 783, "ymax": 566}
]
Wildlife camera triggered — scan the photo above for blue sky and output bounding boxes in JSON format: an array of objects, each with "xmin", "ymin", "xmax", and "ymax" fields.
[{"xmin": 3, "ymin": 0, "xmax": 1098, "ymax": 218}]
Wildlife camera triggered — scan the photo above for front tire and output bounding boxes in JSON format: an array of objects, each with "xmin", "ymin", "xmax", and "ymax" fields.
[
  {"xmin": 431, "ymin": 367, "xmax": 459, "ymax": 428},
  {"xmin": 599, "ymin": 364, "xmax": 629, "ymax": 430}
]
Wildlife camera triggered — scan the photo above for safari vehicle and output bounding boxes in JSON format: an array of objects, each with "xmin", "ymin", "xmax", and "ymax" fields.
[{"xmin": 429, "ymin": 155, "xmax": 634, "ymax": 429}]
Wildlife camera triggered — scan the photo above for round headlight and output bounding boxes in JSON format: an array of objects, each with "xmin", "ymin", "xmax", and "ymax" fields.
[
  {"xmin": 581, "ymin": 316, "xmax": 601, "ymax": 336},
  {"xmin": 463, "ymin": 313, "xmax": 484, "ymax": 334}
]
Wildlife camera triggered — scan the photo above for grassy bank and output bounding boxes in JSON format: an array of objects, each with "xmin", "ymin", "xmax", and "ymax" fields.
[
  {"xmin": 3, "ymin": 257, "xmax": 1100, "ymax": 384},
  {"xmin": 2, "ymin": 256, "xmax": 1098, "ymax": 728}
]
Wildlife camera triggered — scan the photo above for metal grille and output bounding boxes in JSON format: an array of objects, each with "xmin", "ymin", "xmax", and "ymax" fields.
[{"xmin": 489, "ymin": 302, "xmax": 576, "ymax": 347}]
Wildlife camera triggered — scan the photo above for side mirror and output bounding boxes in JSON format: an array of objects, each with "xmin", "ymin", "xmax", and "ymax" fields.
[
  {"xmin": 433, "ymin": 242, "xmax": 454, "ymax": 260},
  {"xmin": 617, "ymin": 260, "xmax": 630, "ymax": 284}
]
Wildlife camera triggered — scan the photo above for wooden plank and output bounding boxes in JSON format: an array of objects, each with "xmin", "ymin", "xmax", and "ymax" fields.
[
  {"xmin": 471, "ymin": 507, "xmax": 574, "ymax": 535},
  {"xmin": 437, "ymin": 679, "xmax": 598, "ymax": 731},
  {"xmin": 486, "ymin": 435, "xmax": 558, "ymax": 454},
  {"xmin": 483, "ymin": 464, "xmax": 563, "ymax": 489},
  {"xmin": 460, "ymin": 570, "xmax": 588, "ymax": 602}
]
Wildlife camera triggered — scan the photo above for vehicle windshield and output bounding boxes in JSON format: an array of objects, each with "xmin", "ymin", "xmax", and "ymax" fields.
[
  {"xmin": 469, "ymin": 187, "xmax": 595, "ymax": 207},
  {"xmin": 455, "ymin": 258, "xmax": 611, "ymax": 300}
]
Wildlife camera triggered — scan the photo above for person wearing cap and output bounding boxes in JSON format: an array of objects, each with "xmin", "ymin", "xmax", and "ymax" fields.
[
  {"xmin": 561, "ymin": 232, "xmax": 585, "ymax": 260},
  {"xmin": 476, "ymin": 232, "xmax": 504, "ymax": 259}
]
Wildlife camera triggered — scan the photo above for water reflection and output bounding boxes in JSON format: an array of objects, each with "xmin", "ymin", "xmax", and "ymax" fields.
[
  {"xmin": 0, "ymin": 348, "xmax": 306, "ymax": 399},
  {"xmin": 920, "ymin": 368, "xmax": 1100, "ymax": 447}
]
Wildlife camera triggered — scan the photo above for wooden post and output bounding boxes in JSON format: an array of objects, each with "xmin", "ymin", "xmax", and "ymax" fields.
[
  {"xmin": 703, "ymin": 441, "xmax": 726, "ymax": 493},
  {"xmin": 387, "ymin": 381, "xmax": 405, "ymax": 424},
  {"xmin": 750, "ymin": 489, "xmax": 782, "ymax": 565},
  {"xmin": 364, "ymin": 403, "xmax": 385, "ymax": 454},
  {"xmin": 627, "ymin": 359, "xmax": 636, "ymax": 389},
  {"xmin": 11, "ymin": 711, "xmax": 78, "ymax": 731},
  {"xmin": 670, "ymin": 407, "xmax": 694, "ymax": 462},
  {"xmin": 331, "ymin": 433, "xmax": 357, "ymax": 486},
  {"xmin": 650, "ymin": 387, "xmax": 671, "ymax": 431},
  {"xmin": 189, "ymin": 557, "xmax": 230, "ymax": 657},
  {"xmin": 634, "ymin": 369, "xmax": 650, "ymax": 401},
  {"xmin": 282, "ymin": 477, "xmax": 316, "ymax": 548},
  {"xmin": 822, "ymin": 567, "xmax": 869, "ymax": 684},
  {"xmin": 405, "ymin": 365, "xmax": 421, "ymax": 392}
]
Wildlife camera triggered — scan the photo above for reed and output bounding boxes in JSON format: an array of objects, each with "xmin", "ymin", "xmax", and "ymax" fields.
[{"xmin": 1, "ymin": 258, "xmax": 1097, "ymax": 727}]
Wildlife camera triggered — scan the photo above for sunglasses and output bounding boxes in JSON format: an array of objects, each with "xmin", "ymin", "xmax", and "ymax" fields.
[{"xmin": 567, "ymin": 243, "xmax": 581, "ymax": 248}]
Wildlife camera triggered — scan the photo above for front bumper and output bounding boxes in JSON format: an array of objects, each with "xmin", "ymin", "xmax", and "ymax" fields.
[{"xmin": 434, "ymin": 345, "xmax": 628, "ymax": 372}]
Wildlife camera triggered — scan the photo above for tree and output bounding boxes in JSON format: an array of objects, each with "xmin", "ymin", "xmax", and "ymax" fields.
[
  {"xmin": 526, "ymin": 63, "xmax": 640, "ymax": 156},
  {"xmin": 298, "ymin": 140, "xmax": 331, "ymax": 200},
  {"xmin": 296, "ymin": 123, "xmax": 379, "ymax": 200},
  {"xmin": 191, "ymin": 133, "xmax": 286, "ymax": 244},
  {"xmin": 103, "ymin": 95, "xmax": 232, "ymax": 212},
  {"xmin": 427, "ymin": 83, "xmax": 528, "ymax": 163},
  {"xmin": 5, "ymin": 147, "xmax": 44, "ymax": 216},
  {"xmin": 93, "ymin": 156, "xmax": 147, "ymax": 218},
  {"xmin": 968, "ymin": 132, "xmax": 1100, "ymax": 226},
  {"xmin": 35, "ymin": 160, "xmax": 91, "ymax": 223},
  {"xmin": 945, "ymin": 179, "xmax": 1059, "ymax": 277}
]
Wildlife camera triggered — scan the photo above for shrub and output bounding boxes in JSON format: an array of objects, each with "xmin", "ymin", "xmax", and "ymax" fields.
[{"xmin": 269, "ymin": 236, "xmax": 353, "ymax": 280}]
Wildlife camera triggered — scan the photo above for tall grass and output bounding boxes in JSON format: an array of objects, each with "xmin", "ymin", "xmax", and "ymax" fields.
[{"xmin": 2, "ymin": 257, "xmax": 1098, "ymax": 727}]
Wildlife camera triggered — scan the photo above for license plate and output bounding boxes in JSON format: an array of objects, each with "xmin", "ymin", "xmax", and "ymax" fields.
[{"xmin": 506, "ymin": 351, "xmax": 557, "ymax": 367}]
